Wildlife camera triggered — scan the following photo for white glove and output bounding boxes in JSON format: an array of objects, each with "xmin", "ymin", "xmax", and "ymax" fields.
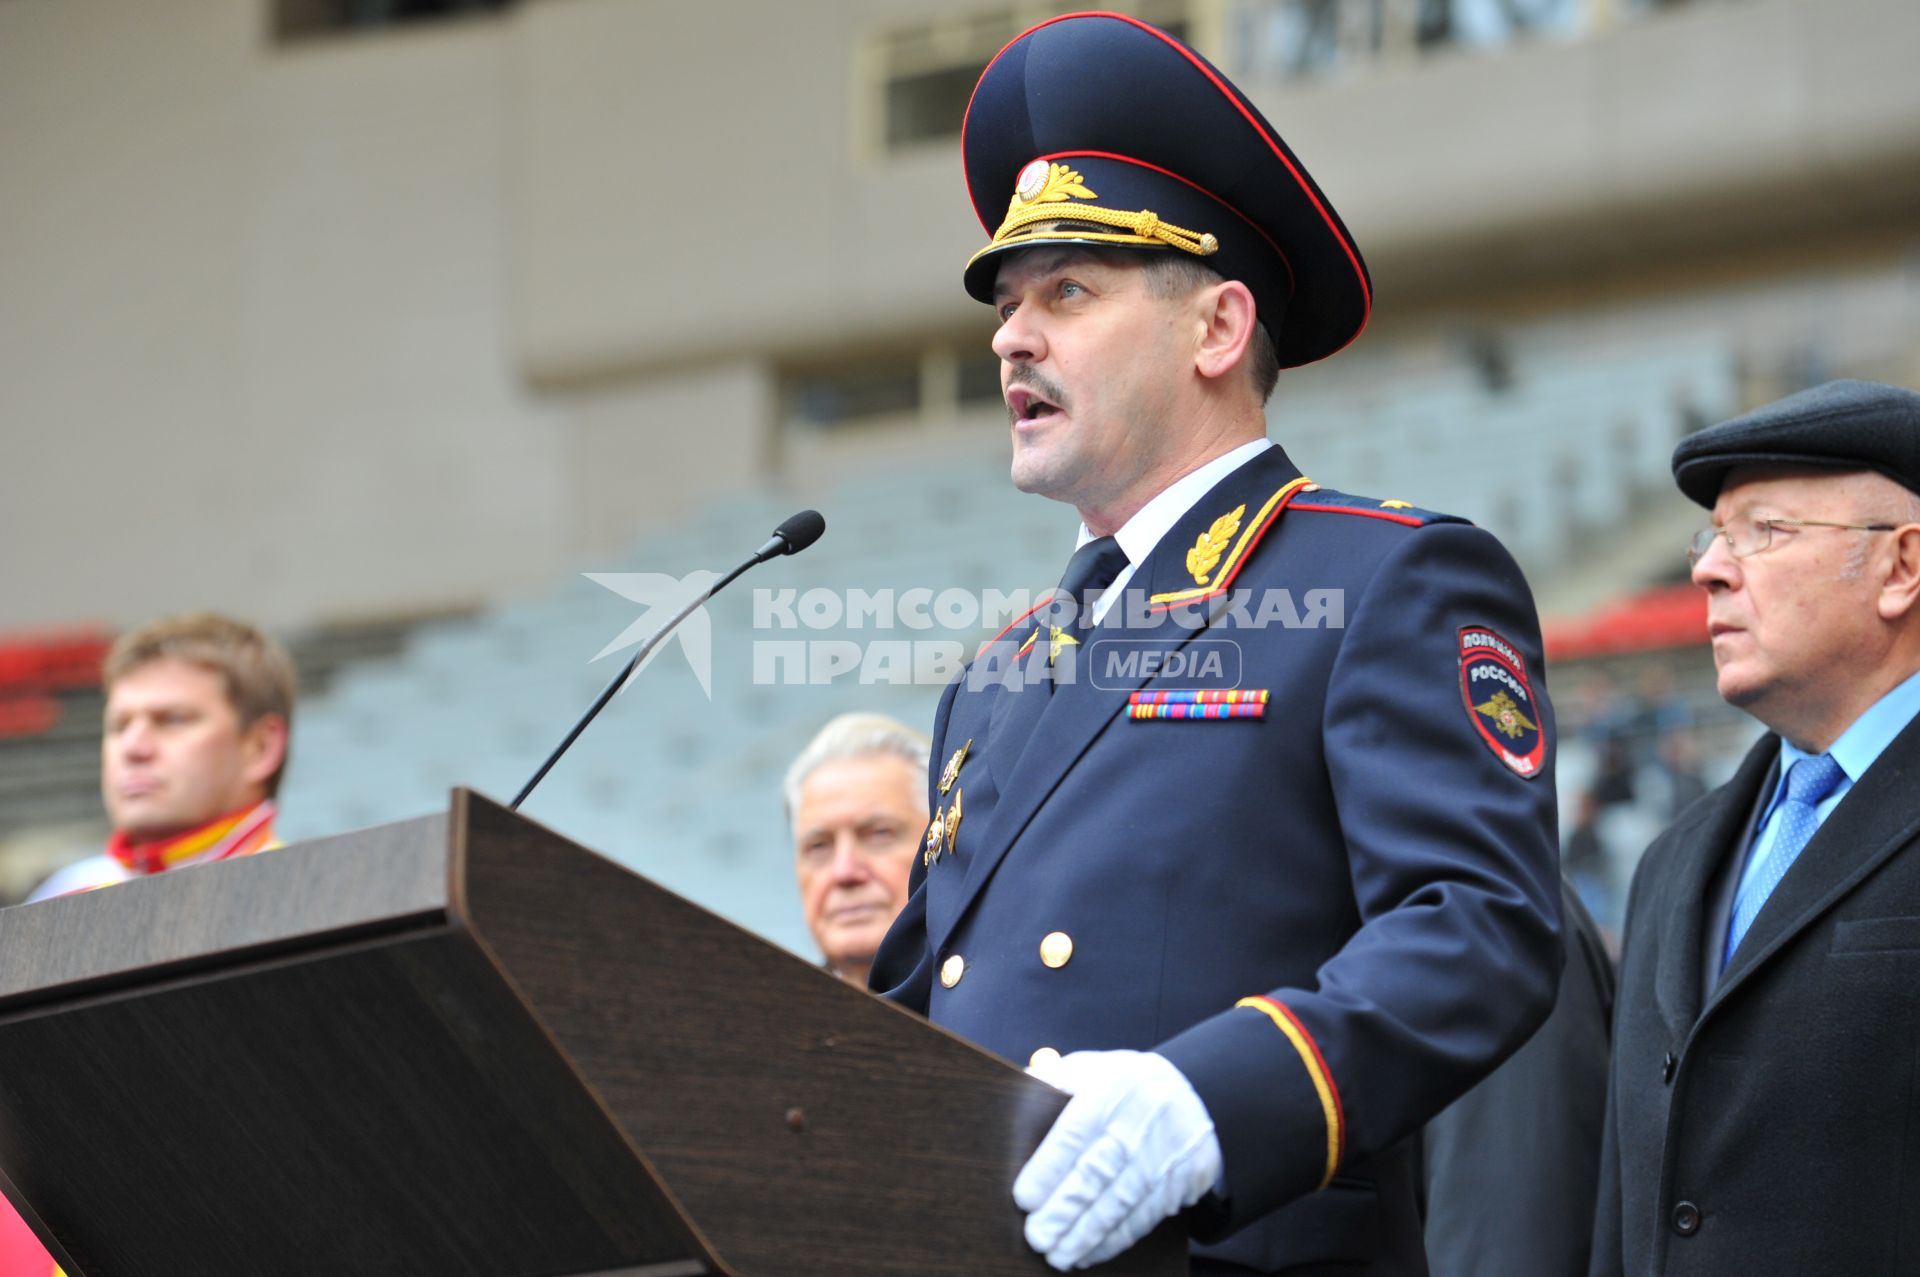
[{"xmin": 1014, "ymin": 1049, "xmax": 1224, "ymax": 1271}]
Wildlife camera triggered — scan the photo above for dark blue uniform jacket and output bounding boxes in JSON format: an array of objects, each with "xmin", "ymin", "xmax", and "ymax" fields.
[{"xmin": 873, "ymin": 444, "xmax": 1563, "ymax": 1274}]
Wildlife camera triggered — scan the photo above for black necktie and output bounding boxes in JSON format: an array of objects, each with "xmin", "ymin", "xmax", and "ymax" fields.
[
  {"xmin": 1048, "ymin": 536, "xmax": 1130, "ymax": 684},
  {"xmin": 1057, "ymin": 535, "xmax": 1129, "ymax": 627},
  {"xmin": 1059, "ymin": 534, "xmax": 1129, "ymax": 595}
]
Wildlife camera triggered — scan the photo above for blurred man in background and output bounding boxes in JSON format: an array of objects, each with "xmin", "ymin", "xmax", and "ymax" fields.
[
  {"xmin": 2, "ymin": 613, "xmax": 294, "ymax": 1271},
  {"xmin": 28, "ymin": 612, "xmax": 294, "ymax": 901},
  {"xmin": 1596, "ymin": 380, "xmax": 1920, "ymax": 1274},
  {"xmin": 785, "ymin": 712, "xmax": 928, "ymax": 988}
]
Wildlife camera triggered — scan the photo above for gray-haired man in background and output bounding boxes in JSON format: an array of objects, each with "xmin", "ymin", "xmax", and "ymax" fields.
[{"xmin": 785, "ymin": 713, "xmax": 930, "ymax": 988}]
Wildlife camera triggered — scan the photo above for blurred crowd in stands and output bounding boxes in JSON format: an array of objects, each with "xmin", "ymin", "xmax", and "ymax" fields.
[{"xmin": 1552, "ymin": 653, "xmax": 1751, "ymax": 945}]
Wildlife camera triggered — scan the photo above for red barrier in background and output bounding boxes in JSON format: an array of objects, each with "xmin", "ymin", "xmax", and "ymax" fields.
[
  {"xmin": 1543, "ymin": 583, "xmax": 1707, "ymax": 662},
  {"xmin": 0, "ymin": 627, "xmax": 112, "ymax": 741}
]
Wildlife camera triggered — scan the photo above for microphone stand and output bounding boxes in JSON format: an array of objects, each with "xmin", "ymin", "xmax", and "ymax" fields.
[{"xmin": 510, "ymin": 513, "xmax": 824, "ymax": 811}]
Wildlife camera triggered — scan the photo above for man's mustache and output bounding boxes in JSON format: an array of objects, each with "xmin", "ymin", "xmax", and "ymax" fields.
[{"xmin": 1004, "ymin": 364, "xmax": 1071, "ymax": 423}]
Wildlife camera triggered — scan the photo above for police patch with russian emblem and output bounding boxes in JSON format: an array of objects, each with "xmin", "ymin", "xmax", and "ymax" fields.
[{"xmin": 1458, "ymin": 627, "xmax": 1545, "ymax": 779}]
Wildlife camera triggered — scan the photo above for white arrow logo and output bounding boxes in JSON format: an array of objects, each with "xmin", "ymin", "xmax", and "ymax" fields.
[{"xmin": 583, "ymin": 570, "xmax": 722, "ymax": 699}]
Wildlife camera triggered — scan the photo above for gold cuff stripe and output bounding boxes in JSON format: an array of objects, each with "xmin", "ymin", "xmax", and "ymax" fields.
[
  {"xmin": 1150, "ymin": 476, "xmax": 1313, "ymax": 606},
  {"xmin": 1235, "ymin": 996, "xmax": 1343, "ymax": 1190}
]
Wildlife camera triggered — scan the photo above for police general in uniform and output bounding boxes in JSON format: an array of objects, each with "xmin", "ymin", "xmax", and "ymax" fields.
[
  {"xmin": 870, "ymin": 14, "xmax": 1564, "ymax": 1274},
  {"xmin": 1593, "ymin": 379, "xmax": 1920, "ymax": 1276}
]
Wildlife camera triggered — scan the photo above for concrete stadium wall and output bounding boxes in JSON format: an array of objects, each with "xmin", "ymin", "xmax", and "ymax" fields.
[
  {"xmin": 0, "ymin": 1, "xmax": 572, "ymax": 629},
  {"xmin": 2, "ymin": 0, "xmax": 1917, "ymax": 633}
]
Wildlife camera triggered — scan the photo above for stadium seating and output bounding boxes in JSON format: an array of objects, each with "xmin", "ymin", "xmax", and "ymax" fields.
[{"xmin": 276, "ymin": 337, "xmax": 1737, "ymax": 957}]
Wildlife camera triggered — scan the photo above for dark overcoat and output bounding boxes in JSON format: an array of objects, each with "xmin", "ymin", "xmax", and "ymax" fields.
[
  {"xmin": 1594, "ymin": 714, "xmax": 1920, "ymax": 1275},
  {"xmin": 1418, "ymin": 878, "xmax": 1614, "ymax": 1277}
]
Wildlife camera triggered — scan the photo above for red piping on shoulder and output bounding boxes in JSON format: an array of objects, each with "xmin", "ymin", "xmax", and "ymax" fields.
[{"xmin": 1290, "ymin": 502, "xmax": 1424, "ymax": 527}]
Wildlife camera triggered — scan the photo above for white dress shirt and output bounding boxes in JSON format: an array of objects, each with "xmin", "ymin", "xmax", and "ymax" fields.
[{"xmin": 1077, "ymin": 438, "xmax": 1277, "ymax": 622}]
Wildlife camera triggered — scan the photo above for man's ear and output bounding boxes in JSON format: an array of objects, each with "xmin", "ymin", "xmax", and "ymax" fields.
[
  {"xmin": 1194, "ymin": 279, "xmax": 1258, "ymax": 384},
  {"xmin": 240, "ymin": 712, "xmax": 290, "ymax": 793},
  {"xmin": 1879, "ymin": 524, "xmax": 1920, "ymax": 622}
]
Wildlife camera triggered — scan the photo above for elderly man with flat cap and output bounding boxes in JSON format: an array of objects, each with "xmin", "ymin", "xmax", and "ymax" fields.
[
  {"xmin": 871, "ymin": 13, "xmax": 1564, "ymax": 1274},
  {"xmin": 1593, "ymin": 379, "xmax": 1920, "ymax": 1276}
]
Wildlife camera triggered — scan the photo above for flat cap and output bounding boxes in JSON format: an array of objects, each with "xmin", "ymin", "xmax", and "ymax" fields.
[{"xmin": 1671, "ymin": 378, "xmax": 1920, "ymax": 508}]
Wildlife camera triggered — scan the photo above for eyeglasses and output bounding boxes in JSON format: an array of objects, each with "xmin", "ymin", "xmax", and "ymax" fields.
[{"xmin": 1687, "ymin": 517, "xmax": 1898, "ymax": 566}]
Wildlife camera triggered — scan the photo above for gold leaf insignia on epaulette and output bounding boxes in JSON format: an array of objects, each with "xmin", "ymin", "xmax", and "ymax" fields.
[
  {"xmin": 1474, "ymin": 691, "xmax": 1538, "ymax": 740},
  {"xmin": 1186, "ymin": 503, "xmax": 1246, "ymax": 585},
  {"xmin": 1381, "ymin": 499, "xmax": 1414, "ymax": 510}
]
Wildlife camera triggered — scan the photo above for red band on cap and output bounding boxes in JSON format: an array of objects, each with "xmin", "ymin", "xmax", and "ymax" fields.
[{"xmin": 1036, "ymin": 149, "xmax": 1294, "ymax": 291}]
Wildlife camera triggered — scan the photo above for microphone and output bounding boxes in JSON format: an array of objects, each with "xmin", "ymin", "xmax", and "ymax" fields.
[
  {"xmin": 510, "ymin": 510, "xmax": 827, "ymax": 811},
  {"xmin": 752, "ymin": 509, "xmax": 826, "ymax": 561}
]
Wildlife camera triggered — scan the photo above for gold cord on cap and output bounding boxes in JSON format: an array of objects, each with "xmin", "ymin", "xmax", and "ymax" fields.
[{"xmin": 969, "ymin": 162, "xmax": 1219, "ymax": 270}]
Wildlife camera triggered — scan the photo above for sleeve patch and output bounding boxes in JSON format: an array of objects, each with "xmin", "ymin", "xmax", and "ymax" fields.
[{"xmin": 1459, "ymin": 626, "xmax": 1546, "ymax": 778}]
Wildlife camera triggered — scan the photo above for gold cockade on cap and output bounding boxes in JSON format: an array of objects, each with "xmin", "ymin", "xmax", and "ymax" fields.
[{"xmin": 968, "ymin": 158, "xmax": 1221, "ymax": 271}]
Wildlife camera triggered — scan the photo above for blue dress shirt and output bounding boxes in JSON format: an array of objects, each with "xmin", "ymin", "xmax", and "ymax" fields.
[{"xmin": 1725, "ymin": 667, "xmax": 1920, "ymax": 957}]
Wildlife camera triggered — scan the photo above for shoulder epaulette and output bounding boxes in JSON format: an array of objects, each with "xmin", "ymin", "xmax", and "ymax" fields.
[{"xmin": 1287, "ymin": 486, "xmax": 1467, "ymax": 528}]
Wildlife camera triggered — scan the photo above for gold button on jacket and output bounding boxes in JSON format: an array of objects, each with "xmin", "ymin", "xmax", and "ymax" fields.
[
  {"xmin": 1039, "ymin": 931, "xmax": 1074, "ymax": 969},
  {"xmin": 940, "ymin": 953, "xmax": 966, "ymax": 988}
]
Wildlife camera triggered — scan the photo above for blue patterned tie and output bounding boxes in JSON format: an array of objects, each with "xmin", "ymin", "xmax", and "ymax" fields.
[{"xmin": 1724, "ymin": 752, "xmax": 1846, "ymax": 966}]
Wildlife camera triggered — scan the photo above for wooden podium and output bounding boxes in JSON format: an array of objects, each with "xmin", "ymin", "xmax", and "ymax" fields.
[{"xmin": 0, "ymin": 791, "xmax": 1187, "ymax": 1275}]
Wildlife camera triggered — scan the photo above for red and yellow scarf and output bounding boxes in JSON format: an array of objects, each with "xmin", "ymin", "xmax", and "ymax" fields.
[{"xmin": 105, "ymin": 800, "xmax": 279, "ymax": 876}]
